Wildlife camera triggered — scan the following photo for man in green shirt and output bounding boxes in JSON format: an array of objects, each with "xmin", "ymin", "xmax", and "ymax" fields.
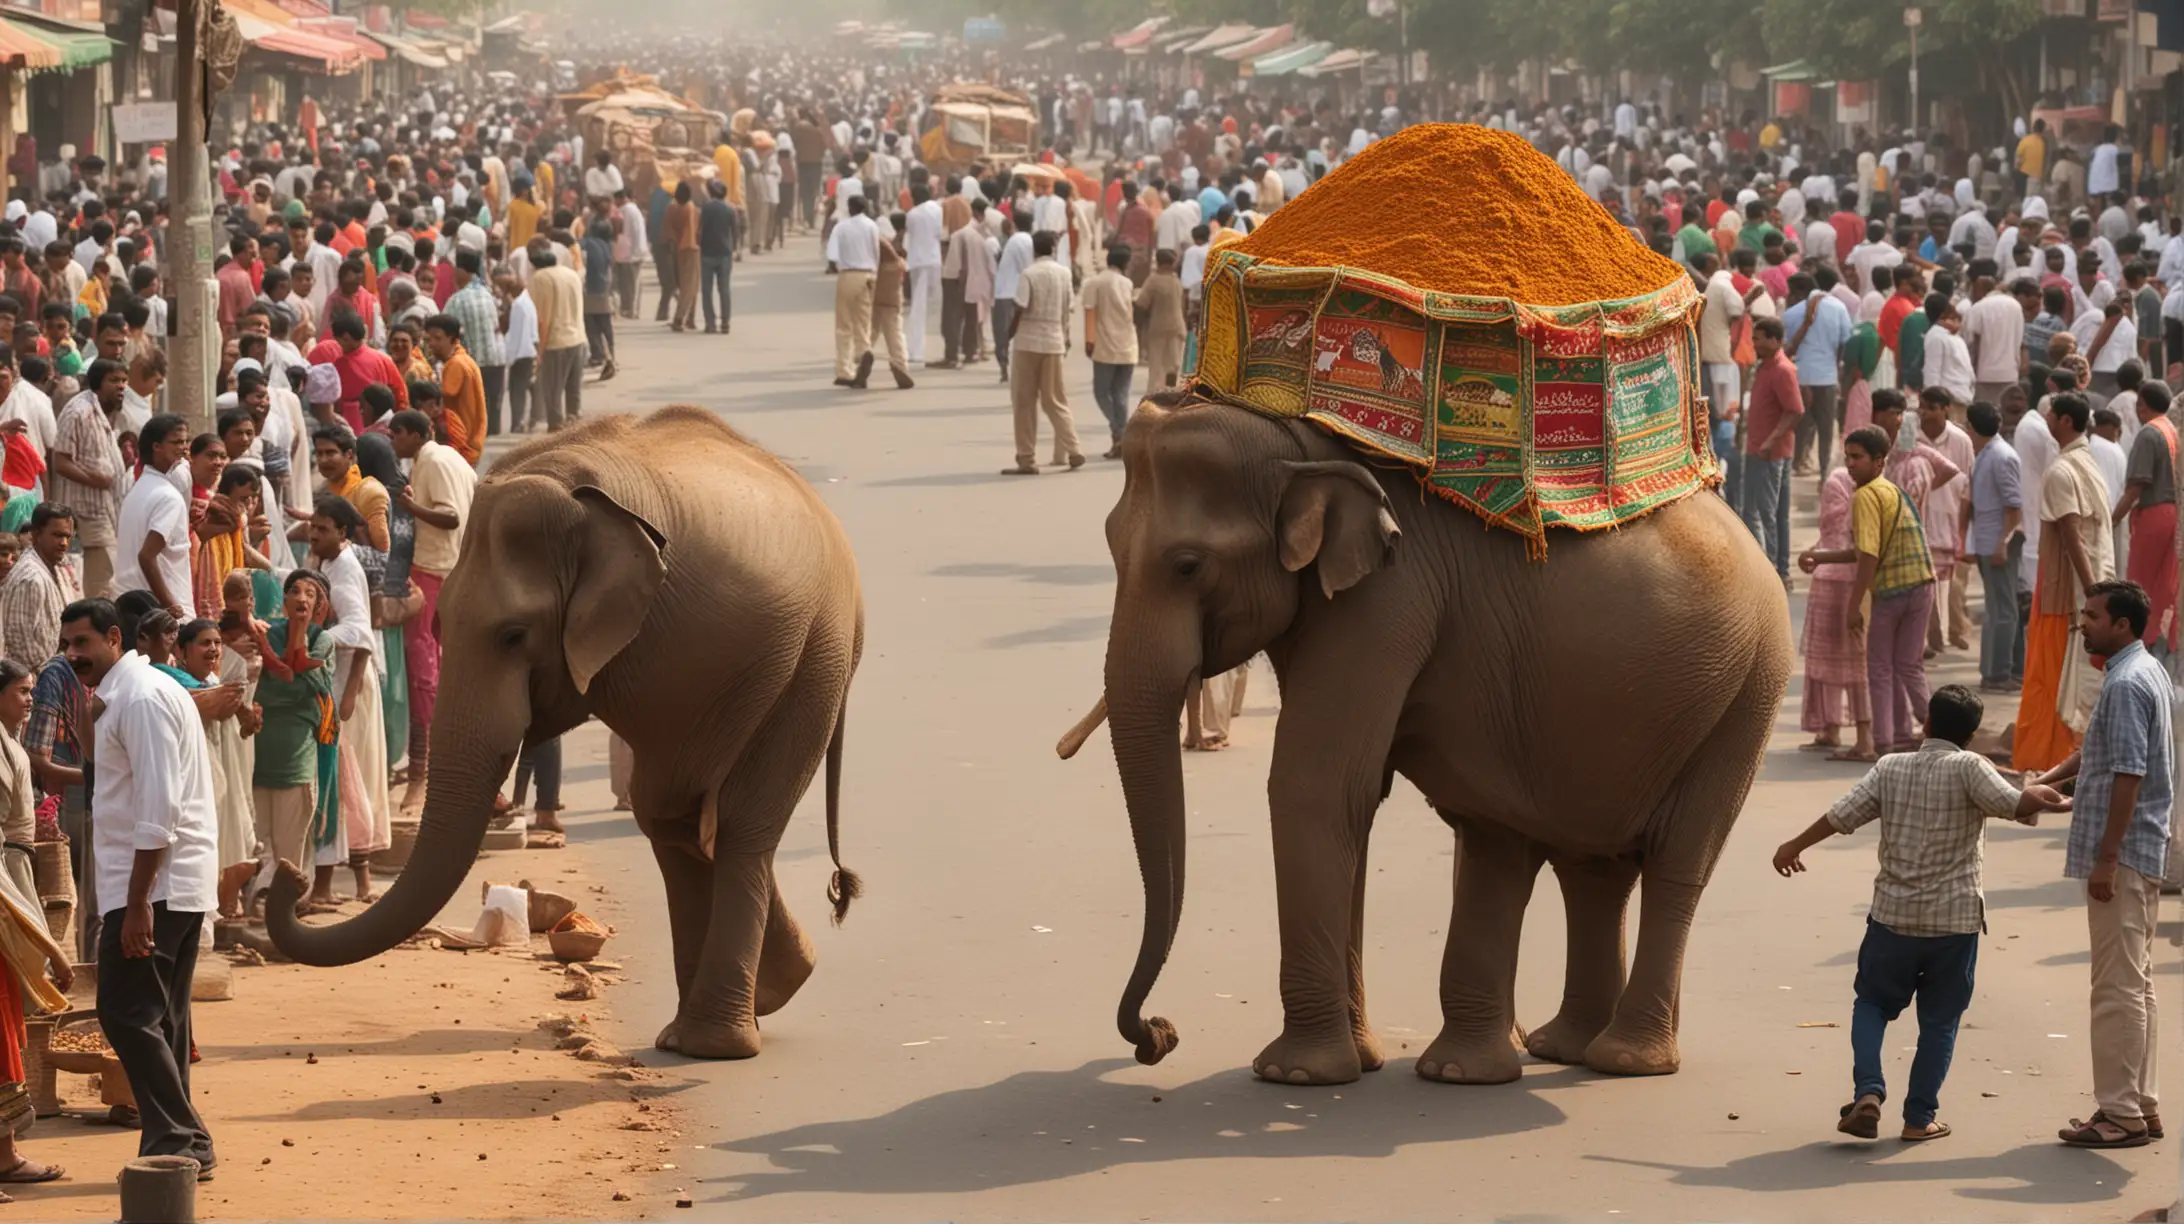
[
  {"xmin": 1898, "ymin": 297, "xmax": 1934, "ymax": 394},
  {"xmin": 1676, "ymin": 219, "xmax": 1717, "ymax": 271},
  {"xmin": 250, "ymin": 571, "xmax": 334, "ymax": 912},
  {"xmin": 1739, "ymin": 198, "xmax": 1783, "ymax": 253},
  {"xmin": 40, "ymin": 301, "xmax": 80, "ymax": 378}
]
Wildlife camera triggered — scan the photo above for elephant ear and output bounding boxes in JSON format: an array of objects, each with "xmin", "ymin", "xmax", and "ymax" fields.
[
  {"xmin": 564, "ymin": 484, "xmax": 667, "ymax": 695},
  {"xmin": 1276, "ymin": 460, "xmax": 1400, "ymax": 599}
]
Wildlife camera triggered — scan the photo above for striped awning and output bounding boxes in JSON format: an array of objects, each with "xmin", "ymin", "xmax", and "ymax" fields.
[
  {"xmin": 1299, "ymin": 47, "xmax": 1369, "ymax": 76},
  {"xmin": 0, "ymin": 10, "xmax": 111, "ymax": 73},
  {"xmin": 231, "ymin": 10, "xmax": 364, "ymax": 72},
  {"xmin": 364, "ymin": 28, "xmax": 445, "ymax": 68},
  {"xmin": 1252, "ymin": 40, "xmax": 1334, "ymax": 76},
  {"xmin": 1181, "ymin": 23, "xmax": 1257, "ymax": 54},
  {"xmin": 0, "ymin": 18, "xmax": 61, "ymax": 69},
  {"xmin": 1216, "ymin": 24, "xmax": 1293, "ymax": 60},
  {"xmin": 1110, "ymin": 16, "xmax": 1168, "ymax": 48}
]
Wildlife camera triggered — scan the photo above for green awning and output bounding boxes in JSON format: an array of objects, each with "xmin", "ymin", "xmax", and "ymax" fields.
[
  {"xmin": 1760, "ymin": 58, "xmax": 1819, "ymax": 82},
  {"xmin": 4, "ymin": 11, "xmax": 112, "ymax": 73}
]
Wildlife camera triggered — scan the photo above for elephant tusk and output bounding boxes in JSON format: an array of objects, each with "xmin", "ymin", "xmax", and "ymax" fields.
[{"xmin": 1055, "ymin": 696, "xmax": 1109, "ymax": 760}]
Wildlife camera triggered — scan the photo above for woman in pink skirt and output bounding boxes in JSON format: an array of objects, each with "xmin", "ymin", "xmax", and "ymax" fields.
[{"xmin": 1798, "ymin": 466, "xmax": 1875, "ymax": 758}]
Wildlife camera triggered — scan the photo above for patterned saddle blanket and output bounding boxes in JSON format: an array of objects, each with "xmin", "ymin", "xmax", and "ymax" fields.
[{"xmin": 1190, "ymin": 248, "xmax": 1717, "ymax": 555}]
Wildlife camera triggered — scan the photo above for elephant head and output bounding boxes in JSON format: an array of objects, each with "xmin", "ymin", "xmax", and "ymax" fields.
[
  {"xmin": 1079, "ymin": 395, "xmax": 1399, "ymax": 1063},
  {"xmin": 267, "ymin": 475, "xmax": 667, "ymax": 965}
]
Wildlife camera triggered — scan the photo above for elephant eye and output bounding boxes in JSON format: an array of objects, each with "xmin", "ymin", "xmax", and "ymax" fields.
[
  {"xmin": 496, "ymin": 625, "xmax": 527, "ymax": 651},
  {"xmin": 1172, "ymin": 554, "xmax": 1203, "ymax": 579}
]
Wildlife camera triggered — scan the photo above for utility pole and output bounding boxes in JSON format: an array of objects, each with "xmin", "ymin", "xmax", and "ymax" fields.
[
  {"xmin": 1905, "ymin": 7, "xmax": 1921, "ymax": 134},
  {"xmin": 168, "ymin": 0, "xmax": 219, "ymax": 431}
]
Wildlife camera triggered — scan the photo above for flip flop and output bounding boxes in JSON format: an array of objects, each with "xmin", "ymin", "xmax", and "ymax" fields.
[
  {"xmin": 2060, "ymin": 1118, "xmax": 2150, "ymax": 1147},
  {"xmin": 1901, "ymin": 1122, "xmax": 1952, "ymax": 1142},
  {"xmin": 1838, "ymin": 1095, "xmax": 1882, "ymax": 1139},
  {"xmin": 1828, "ymin": 749, "xmax": 1879, "ymax": 763},
  {"xmin": 0, "ymin": 1158, "xmax": 62, "ymax": 1184},
  {"xmin": 1799, "ymin": 741, "xmax": 1845, "ymax": 754}
]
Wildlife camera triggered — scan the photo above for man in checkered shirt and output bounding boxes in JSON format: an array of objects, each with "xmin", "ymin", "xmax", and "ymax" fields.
[
  {"xmin": 2031, "ymin": 579, "xmax": 2177, "ymax": 1148},
  {"xmin": 1775, "ymin": 684, "xmax": 2069, "ymax": 1142}
]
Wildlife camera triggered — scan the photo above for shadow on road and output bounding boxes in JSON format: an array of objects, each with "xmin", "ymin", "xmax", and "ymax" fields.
[
  {"xmin": 702, "ymin": 1057, "xmax": 1564, "ymax": 1203},
  {"xmin": 1588, "ymin": 1140, "xmax": 2132, "ymax": 1205}
]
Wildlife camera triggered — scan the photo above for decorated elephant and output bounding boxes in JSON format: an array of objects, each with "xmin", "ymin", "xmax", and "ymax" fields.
[
  {"xmin": 1061, "ymin": 393, "xmax": 1791, "ymax": 1086},
  {"xmin": 268, "ymin": 407, "xmax": 864, "ymax": 1060}
]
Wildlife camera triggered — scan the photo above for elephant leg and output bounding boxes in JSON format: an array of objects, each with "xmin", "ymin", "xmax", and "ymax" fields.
[
  {"xmin": 674, "ymin": 655, "xmax": 848, "ymax": 1060},
  {"xmin": 638, "ymin": 793, "xmax": 715, "ymax": 1054},
  {"xmin": 1586, "ymin": 672, "xmax": 1780, "ymax": 1077},
  {"xmin": 1254, "ymin": 768, "xmax": 1381, "ymax": 1087},
  {"xmin": 754, "ymin": 881, "xmax": 817, "ymax": 1017},
  {"xmin": 1346, "ymin": 832, "xmax": 1383, "ymax": 1073},
  {"xmin": 1418, "ymin": 815, "xmax": 1543, "ymax": 1085},
  {"xmin": 1525, "ymin": 850, "xmax": 1639, "ymax": 1065}
]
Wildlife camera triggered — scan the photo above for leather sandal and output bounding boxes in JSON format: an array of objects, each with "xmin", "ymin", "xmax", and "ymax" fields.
[
  {"xmin": 1837, "ymin": 1094, "xmax": 1882, "ymax": 1139},
  {"xmin": 2059, "ymin": 1116, "xmax": 2150, "ymax": 1147}
]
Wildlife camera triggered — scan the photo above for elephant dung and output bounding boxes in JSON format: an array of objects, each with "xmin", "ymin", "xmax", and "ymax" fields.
[
  {"xmin": 555, "ymin": 1032, "xmax": 597, "ymax": 1052},
  {"xmin": 574, "ymin": 1040, "xmax": 625, "ymax": 1063}
]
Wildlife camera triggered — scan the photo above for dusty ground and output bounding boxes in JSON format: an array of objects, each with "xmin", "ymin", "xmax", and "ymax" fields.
[
  {"xmin": 9, "ymin": 841, "xmax": 689, "ymax": 1220},
  {"xmin": 541, "ymin": 250, "xmax": 2181, "ymax": 1223}
]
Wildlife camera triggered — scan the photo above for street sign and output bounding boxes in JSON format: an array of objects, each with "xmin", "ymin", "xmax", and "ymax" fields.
[
  {"xmin": 1904, "ymin": 7, "xmax": 1922, "ymax": 25},
  {"xmin": 111, "ymin": 102, "xmax": 175, "ymax": 145}
]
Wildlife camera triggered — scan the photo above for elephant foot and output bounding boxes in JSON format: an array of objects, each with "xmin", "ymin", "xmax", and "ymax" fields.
[
  {"xmin": 1583, "ymin": 1023, "xmax": 1680, "ymax": 1077},
  {"xmin": 1353, "ymin": 1024, "xmax": 1385, "ymax": 1074},
  {"xmin": 1415, "ymin": 1024, "xmax": 1523, "ymax": 1085},
  {"xmin": 654, "ymin": 1018, "xmax": 681, "ymax": 1053},
  {"xmin": 754, "ymin": 931, "xmax": 817, "ymax": 1018},
  {"xmin": 1252, "ymin": 1029, "xmax": 1363, "ymax": 1086},
  {"xmin": 670, "ymin": 1016, "xmax": 764, "ymax": 1060},
  {"xmin": 1524, "ymin": 1010, "xmax": 1613, "ymax": 1066}
]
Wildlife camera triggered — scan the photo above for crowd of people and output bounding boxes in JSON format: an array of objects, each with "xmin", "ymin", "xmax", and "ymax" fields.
[{"xmin": 0, "ymin": 21, "xmax": 2154, "ymax": 1193}]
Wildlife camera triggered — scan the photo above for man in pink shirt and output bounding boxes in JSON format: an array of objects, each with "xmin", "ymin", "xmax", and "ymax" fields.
[{"xmin": 1743, "ymin": 316, "xmax": 1803, "ymax": 581}]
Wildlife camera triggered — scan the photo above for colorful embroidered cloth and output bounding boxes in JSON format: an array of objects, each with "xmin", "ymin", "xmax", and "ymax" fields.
[{"xmin": 1191, "ymin": 248, "xmax": 1715, "ymax": 553}]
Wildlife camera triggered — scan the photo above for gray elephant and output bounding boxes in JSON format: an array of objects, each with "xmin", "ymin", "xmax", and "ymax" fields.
[
  {"xmin": 1062, "ymin": 393, "xmax": 1791, "ymax": 1085},
  {"xmin": 268, "ymin": 407, "xmax": 864, "ymax": 1060}
]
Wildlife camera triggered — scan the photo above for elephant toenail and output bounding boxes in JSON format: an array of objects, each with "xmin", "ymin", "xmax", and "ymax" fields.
[
  {"xmin": 1417, "ymin": 1061, "xmax": 1437, "ymax": 1077},
  {"xmin": 1287, "ymin": 1069, "xmax": 1308, "ymax": 1084}
]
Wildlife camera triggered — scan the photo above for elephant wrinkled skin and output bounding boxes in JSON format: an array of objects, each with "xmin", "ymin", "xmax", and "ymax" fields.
[
  {"xmin": 267, "ymin": 407, "xmax": 865, "ymax": 1061},
  {"xmin": 1072, "ymin": 393, "xmax": 1791, "ymax": 1086}
]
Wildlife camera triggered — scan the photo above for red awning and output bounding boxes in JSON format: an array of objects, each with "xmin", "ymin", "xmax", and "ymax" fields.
[
  {"xmin": 232, "ymin": 11, "xmax": 363, "ymax": 72},
  {"xmin": 297, "ymin": 17, "xmax": 385, "ymax": 61}
]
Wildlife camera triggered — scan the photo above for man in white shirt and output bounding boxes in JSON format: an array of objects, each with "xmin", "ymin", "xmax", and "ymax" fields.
[
  {"xmin": 1002, "ymin": 231, "xmax": 1083, "ymax": 475},
  {"xmin": 1697, "ymin": 252, "xmax": 1750, "ymax": 502},
  {"xmin": 2074, "ymin": 299, "xmax": 2140, "ymax": 397},
  {"xmin": 113, "ymin": 413, "xmax": 192, "ymax": 619},
  {"xmin": 831, "ymin": 196, "xmax": 881, "ymax": 386},
  {"xmin": 68, "ymin": 595, "xmax": 220, "ymax": 1171},
  {"xmin": 1155, "ymin": 188, "xmax": 1198, "ymax": 256},
  {"xmin": 903, "ymin": 183, "xmax": 944, "ymax": 367},
  {"xmin": 990, "ymin": 210, "xmax": 1034, "ymax": 385},
  {"xmin": 1959, "ymin": 264, "xmax": 2026, "ymax": 405},
  {"xmin": 2088, "ymin": 127, "xmax": 2122, "ymax": 198},
  {"xmin": 499, "ymin": 272, "xmax": 539, "ymax": 432},
  {"xmin": 581, "ymin": 150, "xmax": 623, "ymax": 201}
]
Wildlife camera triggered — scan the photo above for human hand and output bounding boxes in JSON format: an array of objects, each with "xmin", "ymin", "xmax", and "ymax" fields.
[
  {"xmin": 1798, "ymin": 549, "xmax": 1819, "ymax": 574},
  {"xmin": 1773, "ymin": 841, "xmax": 1807, "ymax": 877},
  {"xmin": 338, "ymin": 688, "xmax": 356, "ymax": 723},
  {"xmin": 122, "ymin": 899, "xmax": 154, "ymax": 958},
  {"xmin": 1845, "ymin": 607, "xmax": 1865, "ymax": 638},
  {"xmin": 2024, "ymin": 782, "xmax": 2071, "ymax": 814},
  {"xmin": 46, "ymin": 957, "xmax": 71, "ymax": 993},
  {"xmin": 167, "ymin": 603, "xmax": 187, "ymax": 623},
  {"xmin": 0, "ymin": 419, "xmax": 26, "ymax": 436},
  {"xmin": 2090, "ymin": 857, "xmax": 2119, "ymax": 903},
  {"xmin": 1989, "ymin": 550, "xmax": 2008, "ymax": 567}
]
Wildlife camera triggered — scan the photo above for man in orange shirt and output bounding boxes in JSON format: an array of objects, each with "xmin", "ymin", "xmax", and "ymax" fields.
[{"xmin": 424, "ymin": 312, "xmax": 485, "ymax": 465}]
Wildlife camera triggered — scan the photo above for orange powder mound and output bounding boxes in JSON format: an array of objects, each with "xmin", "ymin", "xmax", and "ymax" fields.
[{"xmin": 1232, "ymin": 123, "xmax": 1687, "ymax": 307}]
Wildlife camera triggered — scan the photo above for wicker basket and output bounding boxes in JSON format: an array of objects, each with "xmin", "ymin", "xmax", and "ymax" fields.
[
  {"xmin": 44, "ymin": 1014, "xmax": 109, "ymax": 1075},
  {"xmin": 23, "ymin": 1019, "xmax": 59, "ymax": 1117},
  {"xmin": 31, "ymin": 841, "xmax": 70, "ymax": 902},
  {"xmin": 41, "ymin": 898, "xmax": 72, "ymax": 958},
  {"xmin": 547, "ymin": 911, "xmax": 609, "ymax": 963}
]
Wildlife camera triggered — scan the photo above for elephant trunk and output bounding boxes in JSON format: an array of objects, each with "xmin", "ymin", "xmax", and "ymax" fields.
[
  {"xmin": 1104, "ymin": 617, "xmax": 1196, "ymax": 1066},
  {"xmin": 266, "ymin": 700, "xmax": 516, "ymax": 967}
]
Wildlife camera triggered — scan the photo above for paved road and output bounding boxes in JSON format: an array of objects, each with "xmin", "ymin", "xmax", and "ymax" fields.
[{"xmin": 521, "ymin": 249, "xmax": 2177, "ymax": 1221}]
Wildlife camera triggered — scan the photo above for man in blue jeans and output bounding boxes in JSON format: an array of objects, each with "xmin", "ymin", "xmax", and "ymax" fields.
[
  {"xmin": 1741, "ymin": 316, "xmax": 1800, "ymax": 580},
  {"xmin": 1774, "ymin": 685, "xmax": 2069, "ymax": 1141},
  {"xmin": 698, "ymin": 179, "xmax": 740, "ymax": 336},
  {"xmin": 1966, "ymin": 400, "xmax": 2025, "ymax": 690}
]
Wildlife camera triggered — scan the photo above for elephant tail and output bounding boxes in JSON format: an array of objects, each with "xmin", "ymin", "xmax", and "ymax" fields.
[{"xmin": 823, "ymin": 699, "xmax": 863, "ymax": 925}]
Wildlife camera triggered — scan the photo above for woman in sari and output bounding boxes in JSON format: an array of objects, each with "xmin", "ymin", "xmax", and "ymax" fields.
[
  {"xmin": 0, "ymin": 658, "xmax": 70, "ymax": 1196},
  {"xmin": 174, "ymin": 619, "xmax": 260, "ymax": 920},
  {"xmin": 1797, "ymin": 467, "xmax": 1875, "ymax": 759},
  {"xmin": 305, "ymin": 496, "xmax": 388, "ymax": 901},
  {"xmin": 258, "ymin": 570, "xmax": 341, "ymax": 910},
  {"xmin": 183, "ymin": 434, "xmax": 229, "ymax": 617},
  {"xmin": 192, "ymin": 465, "xmax": 275, "ymax": 619},
  {"xmin": 355, "ymin": 433, "xmax": 411, "ymax": 773}
]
